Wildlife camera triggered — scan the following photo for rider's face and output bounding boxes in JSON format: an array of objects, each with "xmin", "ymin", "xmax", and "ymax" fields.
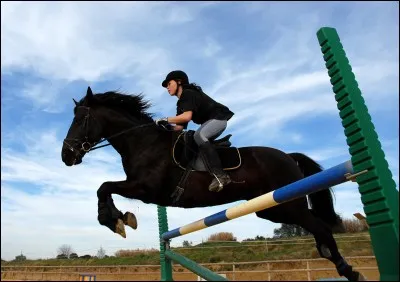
[{"xmin": 167, "ymin": 80, "xmax": 179, "ymax": 96}]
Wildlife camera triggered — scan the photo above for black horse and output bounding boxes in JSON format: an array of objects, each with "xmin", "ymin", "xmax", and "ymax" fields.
[{"xmin": 61, "ymin": 87, "xmax": 365, "ymax": 281}]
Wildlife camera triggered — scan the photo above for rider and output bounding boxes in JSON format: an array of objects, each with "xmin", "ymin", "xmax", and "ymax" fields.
[{"xmin": 156, "ymin": 70, "xmax": 234, "ymax": 192}]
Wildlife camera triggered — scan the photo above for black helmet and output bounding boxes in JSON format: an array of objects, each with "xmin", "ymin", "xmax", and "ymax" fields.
[{"xmin": 162, "ymin": 70, "xmax": 189, "ymax": 88}]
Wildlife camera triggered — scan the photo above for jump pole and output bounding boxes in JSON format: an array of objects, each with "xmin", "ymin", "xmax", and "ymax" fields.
[{"xmin": 162, "ymin": 161, "xmax": 354, "ymax": 241}]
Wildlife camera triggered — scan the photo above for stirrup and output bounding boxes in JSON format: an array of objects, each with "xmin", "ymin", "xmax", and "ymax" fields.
[{"xmin": 209, "ymin": 175, "xmax": 231, "ymax": 192}]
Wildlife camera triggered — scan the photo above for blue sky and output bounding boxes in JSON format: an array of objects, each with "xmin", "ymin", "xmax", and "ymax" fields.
[{"xmin": 1, "ymin": 2, "xmax": 398, "ymax": 261}]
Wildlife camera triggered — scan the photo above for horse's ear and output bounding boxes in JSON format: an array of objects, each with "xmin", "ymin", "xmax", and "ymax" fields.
[
  {"xmin": 73, "ymin": 98, "xmax": 78, "ymax": 106},
  {"xmin": 86, "ymin": 86, "xmax": 93, "ymax": 99},
  {"xmin": 84, "ymin": 86, "xmax": 94, "ymax": 105}
]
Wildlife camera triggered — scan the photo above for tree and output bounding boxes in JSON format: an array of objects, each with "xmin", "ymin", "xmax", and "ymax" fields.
[
  {"xmin": 69, "ymin": 253, "xmax": 78, "ymax": 259},
  {"xmin": 273, "ymin": 223, "xmax": 310, "ymax": 238},
  {"xmin": 207, "ymin": 232, "xmax": 237, "ymax": 242},
  {"xmin": 97, "ymin": 246, "xmax": 106, "ymax": 259},
  {"xmin": 182, "ymin": 240, "xmax": 192, "ymax": 247},
  {"xmin": 15, "ymin": 254, "xmax": 26, "ymax": 261},
  {"xmin": 57, "ymin": 244, "xmax": 74, "ymax": 258}
]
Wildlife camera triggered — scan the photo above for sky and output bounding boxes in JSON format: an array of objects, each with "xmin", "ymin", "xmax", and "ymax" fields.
[{"xmin": 1, "ymin": 1, "xmax": 398, "ymax": 261}]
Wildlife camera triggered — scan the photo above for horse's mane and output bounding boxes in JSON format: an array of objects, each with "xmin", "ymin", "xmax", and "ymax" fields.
[{"xmin": 77, "ymin": 91, "xmax": 154, "ymax": 122}]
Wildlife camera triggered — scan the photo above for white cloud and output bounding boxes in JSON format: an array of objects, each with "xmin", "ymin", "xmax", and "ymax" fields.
[
  {"xmin": 225, "ymin": 93, "xmax": 338, "ymax": 146},
  {"xmin": 0, "ymin": 2, "xmax": 192, "ymax": 89},
  {"xmin": 1, "ymin": 2, "xmax": 227, "ymax": 114},
  {"xmin": 203, "ymin": 38, "xmax": 222, "ymax": 57}
]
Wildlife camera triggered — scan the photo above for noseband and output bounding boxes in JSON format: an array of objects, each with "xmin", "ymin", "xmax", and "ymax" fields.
[{"xmin": 63, "ymin": 106, "xmax": 154, "ymax": 157}]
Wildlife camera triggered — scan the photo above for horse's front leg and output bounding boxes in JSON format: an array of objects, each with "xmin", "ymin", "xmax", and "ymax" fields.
[{"xmin": 97, "ymin": 180, "xmax": 138, "ymax": 238}]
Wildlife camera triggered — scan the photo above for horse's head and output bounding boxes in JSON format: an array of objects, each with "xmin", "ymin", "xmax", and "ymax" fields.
[
  {"xmin": 61, "ymin": 87, "xmax": 103, "ymax": 166},
  {"xmin": 61, "ymin": 87, "xmax": 155, "ymax": 166}
]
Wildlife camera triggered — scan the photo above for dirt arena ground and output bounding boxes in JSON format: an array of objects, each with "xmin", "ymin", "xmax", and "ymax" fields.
[{"xmin": 1, "ymin": 257, "xmax": 379, "ymax": 281}]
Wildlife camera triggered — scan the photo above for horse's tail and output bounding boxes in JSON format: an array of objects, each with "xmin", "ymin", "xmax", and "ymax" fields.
[{"xmin": 289, "ymin": 153, "xmax": 345, "ymax": 233}]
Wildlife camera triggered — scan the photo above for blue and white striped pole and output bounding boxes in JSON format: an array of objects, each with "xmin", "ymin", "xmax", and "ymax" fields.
[{"xmin": 162, "ymin": 160, "xmax": 354, "ymax": 241}]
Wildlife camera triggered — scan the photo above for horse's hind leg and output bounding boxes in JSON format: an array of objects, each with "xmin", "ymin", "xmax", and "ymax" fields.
[
  {"xmin": 294, "ymin": 210, "xmax": 366, "ymax": 281},
  {"xmin": 256, "ymin": 205, "xmax": 365, "ymax": 281}
]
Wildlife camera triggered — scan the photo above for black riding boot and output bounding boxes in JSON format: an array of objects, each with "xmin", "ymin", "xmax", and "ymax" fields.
[{"xmin": 199, "ymin": 141, "xmax": 231, "ymax": 192}]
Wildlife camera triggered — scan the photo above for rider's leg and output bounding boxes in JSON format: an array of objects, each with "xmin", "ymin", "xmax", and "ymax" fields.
[{"xmin": 194, "ymin": 119, "xmax": 231, "ymax": 192}]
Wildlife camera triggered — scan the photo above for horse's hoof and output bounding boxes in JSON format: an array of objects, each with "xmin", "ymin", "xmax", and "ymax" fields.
[
  {"xmin": 123, "ymin": 212, "xmax": 137, "ymax": 230},
  {"xmin": 115, "ymin": 219, "xmax": 126, "ymax": 238}
]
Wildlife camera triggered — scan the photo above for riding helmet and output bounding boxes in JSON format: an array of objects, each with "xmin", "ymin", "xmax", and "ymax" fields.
[{"xmin": 162, "ymin": 70, "xmax": 189, "ymax": 87}]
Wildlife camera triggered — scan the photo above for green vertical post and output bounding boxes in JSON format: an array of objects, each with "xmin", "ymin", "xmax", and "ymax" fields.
[
  {"xmin": 158, "ymin": 205, "xmax": 173, "ymax": 281},
  {"xmin": 165, "ymin": 250, "xmax": 229, "ymax": 281},
  {"xmin": 316, "ymin": 27, "xmax": 399, "ymax": 281}
]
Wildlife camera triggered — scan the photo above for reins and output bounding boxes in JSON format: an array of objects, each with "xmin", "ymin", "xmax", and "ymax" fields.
[{"xmin": 88, "ymin": 122, "xmax": 155, "ymax": 152}]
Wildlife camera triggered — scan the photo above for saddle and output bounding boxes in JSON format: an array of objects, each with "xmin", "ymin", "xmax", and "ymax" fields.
[
  {"xmin": 172, "ymin": 130, "xmax": 242, "ymax": 172},
  {"xmin": 168, "ymin": 129, "xmax": 242, "ymax": 203}
]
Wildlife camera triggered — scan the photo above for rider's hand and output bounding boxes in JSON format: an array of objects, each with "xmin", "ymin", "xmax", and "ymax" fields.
[{"xmin": 154, "ymin": 117, "xmax": 168, "ymax": 126}]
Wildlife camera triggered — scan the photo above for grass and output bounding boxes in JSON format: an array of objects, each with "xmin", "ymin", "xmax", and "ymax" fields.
[{"xmin": 1, "ymin": 232, "xmax": 373, "ymax": 267}]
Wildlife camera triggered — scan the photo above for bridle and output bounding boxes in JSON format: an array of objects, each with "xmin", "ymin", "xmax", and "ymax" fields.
[{"xmin": 63, "ymin": 106, "xmax": 155, "ymax": 158}]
